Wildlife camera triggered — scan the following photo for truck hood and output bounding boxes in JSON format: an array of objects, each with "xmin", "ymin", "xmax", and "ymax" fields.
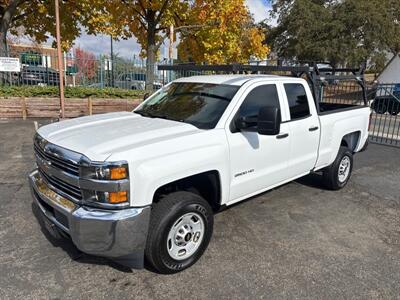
[{"xmin": 37, "ymin": 112, "xmax": 200, "ymax": 161}]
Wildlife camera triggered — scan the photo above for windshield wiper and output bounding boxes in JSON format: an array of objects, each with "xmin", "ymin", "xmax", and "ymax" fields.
[
  {"xmin": 134, "ymin": 110, "xmax": 153, "ymax": 117},
  {"xmin": 134, "ymin": 109, "xmax": 184, "ymax": 123}
]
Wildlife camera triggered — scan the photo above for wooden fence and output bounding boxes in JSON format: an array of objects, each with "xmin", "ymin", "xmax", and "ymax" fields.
[{"xmin": 0, "ymin": 97, "xmax": 141, "ymax": 119}]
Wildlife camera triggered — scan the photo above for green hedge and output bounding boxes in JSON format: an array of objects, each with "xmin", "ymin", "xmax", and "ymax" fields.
[{"xmin": 0, "ymin": 85, "xmax": 146, "ymax": 99}]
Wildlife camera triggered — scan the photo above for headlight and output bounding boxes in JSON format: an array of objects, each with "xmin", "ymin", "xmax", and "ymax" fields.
[
  {"xmin": 79, "ymin": 160, "xmax": 130, "ymax": 207},
  {"xmin": 80, "ymin": 161, "xmax": 129, "ymax": 181},
  {"xmin": 95, "ymin": 165, "xmax": 128, "ymax": 180}
]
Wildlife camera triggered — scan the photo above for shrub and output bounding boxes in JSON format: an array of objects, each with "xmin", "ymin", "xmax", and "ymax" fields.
[{"xmin": 0, "ymin": 85, "xmax": 146, "ymax": 99}]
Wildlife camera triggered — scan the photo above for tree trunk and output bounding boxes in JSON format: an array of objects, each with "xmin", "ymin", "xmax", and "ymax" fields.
[
  {"xmin": 0, "ymin": 25, "xmax": 8, "ymax": 56},
  {"xmin": 0, "ymin": 10, "xmax": 11, "ymax": 56},
  {"xmin": 146, "ymin": 43, "xmax": 156, "ymax": 92},
  {"xmin": 0, "ymin": 0, "xmax": 22, "ymax": 56},
  {"xmin": 145, "ymin": 22, "xmax": 156, "ymax": 92}
]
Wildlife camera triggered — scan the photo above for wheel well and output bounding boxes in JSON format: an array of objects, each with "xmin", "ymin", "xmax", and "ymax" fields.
[
  {"xmin": 153, "ymin": 171, "xmax": 221, "ymax": 211},
  {"xmin": 341, "ymin": 131, "xmax": 361, "ymax": 152}
]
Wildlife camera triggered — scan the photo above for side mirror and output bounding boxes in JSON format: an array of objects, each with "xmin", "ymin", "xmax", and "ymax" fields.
[
  {"xmin": 143, "ymin": 92, "xmax": 150, "ymax": 100},
  {"xmin": 235, "ymin": 116, "xmax": 257, "ymax": 130},
  {"xmin": 257, "ymin": 106, "xmax": 281, "ymax": 135}
]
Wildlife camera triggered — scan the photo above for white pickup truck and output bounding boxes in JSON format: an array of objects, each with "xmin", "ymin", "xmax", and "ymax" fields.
[{"xmin": 29, "ymin": 73, "xmax": 370, "ymax": 274}]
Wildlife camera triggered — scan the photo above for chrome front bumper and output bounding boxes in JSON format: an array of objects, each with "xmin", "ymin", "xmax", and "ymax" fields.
[{"xmin": 29, "ymin": 169, "xmax": 151, "ymax": 268}]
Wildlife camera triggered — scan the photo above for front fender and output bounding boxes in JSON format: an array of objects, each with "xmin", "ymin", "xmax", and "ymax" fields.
[{"xmin": 131, "ymin": 144, "xmax": 230, "ymax": 207}]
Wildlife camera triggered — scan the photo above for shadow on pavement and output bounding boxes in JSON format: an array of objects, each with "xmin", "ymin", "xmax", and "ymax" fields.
[
  {"xmin": 295, "ymin": 172, "xmax": 328, "ymax": 190},
  {"xmin": 31, "ymin": 203, "xmax": 134, "ymax": 273}
]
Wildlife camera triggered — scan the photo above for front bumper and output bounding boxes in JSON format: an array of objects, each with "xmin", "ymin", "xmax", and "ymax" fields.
[{"xmin": 29, "ymin": 169, "xmax": 151, "ymax": 268}]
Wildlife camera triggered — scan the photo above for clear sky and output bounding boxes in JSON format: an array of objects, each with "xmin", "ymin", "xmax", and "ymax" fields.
[{"xmin": 72, "ymin": 0, "xmax": 272, "ymax": 59}]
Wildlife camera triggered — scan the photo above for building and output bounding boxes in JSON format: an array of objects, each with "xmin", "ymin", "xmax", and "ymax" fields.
[
  {"xmin": 377, "ymin": 53, "xmax": 400, "ymax": 84},
  {"xmin": 8, "ymin": 43, "xmax": 60, "ymax": 70}
]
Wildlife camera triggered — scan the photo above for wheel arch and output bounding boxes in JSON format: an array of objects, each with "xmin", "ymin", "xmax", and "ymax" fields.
[
  {"xmin": 341, "ymin": 131, "xmax": 361, "ymax": 152},
  {"xmin": 152, "ymin": 170, "xmax": 222, "ymax": 212}
]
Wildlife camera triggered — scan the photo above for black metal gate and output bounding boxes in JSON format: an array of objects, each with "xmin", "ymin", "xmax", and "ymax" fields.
[{"xmin": 369, "ymin": 84, "xmax": 400, "ymax": 147}]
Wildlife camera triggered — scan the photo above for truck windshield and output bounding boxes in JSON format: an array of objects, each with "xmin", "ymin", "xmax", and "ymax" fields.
[{"xmin": 134, "ymin": 82, "xmax": 239, "ymax": 129}]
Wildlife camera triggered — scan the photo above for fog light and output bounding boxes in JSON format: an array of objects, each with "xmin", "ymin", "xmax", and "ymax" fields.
[{"xmin": 109, "ymin": 191, "xmax": 128, "ymax": 204}]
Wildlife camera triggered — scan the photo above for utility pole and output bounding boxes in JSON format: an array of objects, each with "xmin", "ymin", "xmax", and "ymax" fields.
[{"xmin": 55, "ymin": 0, "xmax": 65, "ymax": 119}]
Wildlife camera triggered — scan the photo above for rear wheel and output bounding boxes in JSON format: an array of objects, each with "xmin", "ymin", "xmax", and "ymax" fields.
[
  {"xmin": 145, "ymin": 191, "xmax": 213, "ymax": 274},
  {"xmin": 322, "ymin": 146, "xmax": 353, "ymax": 190}
]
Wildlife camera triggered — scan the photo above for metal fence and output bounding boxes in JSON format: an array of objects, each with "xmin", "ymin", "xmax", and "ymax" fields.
[
  {"xmin": 1, "ymin": 50, "xmax": 400, "ymax": 147},
  {"xmin": 368, "ymin": 83, "xmax": 400, "ymax": 147},
  {"xmin": 0, "ymin": 50, "xmax": 167, "ymax": 91}
]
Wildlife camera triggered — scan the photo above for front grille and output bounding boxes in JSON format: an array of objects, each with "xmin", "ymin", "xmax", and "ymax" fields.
[
  {"xmin": 39, "ymin": 170, "xmax": 82, "ymax": 201},
  {"xmin": 34, "ymin": 143, "xmax": 80, "ymax": 177}
]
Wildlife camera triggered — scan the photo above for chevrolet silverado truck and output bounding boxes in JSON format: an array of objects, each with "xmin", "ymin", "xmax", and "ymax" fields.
[{"xmin": 29, "ymin": 67, "xmax": 370, "ymax": 274}]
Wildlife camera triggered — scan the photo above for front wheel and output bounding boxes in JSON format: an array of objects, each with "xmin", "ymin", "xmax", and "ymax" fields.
[
  {"xmin": 322, "ymin": 146, "xmax": 353, "ymax": 190},
  {"xmin": 145, "ymin": 191, "xmax": 213, "ymax": 274}
]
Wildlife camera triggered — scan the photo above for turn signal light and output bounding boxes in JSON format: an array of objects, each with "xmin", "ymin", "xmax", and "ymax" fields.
[
  {"xmin": 110, "ymin": 167, "xmax": 127, "ymax": 180},
  {"xmin": 109, "ymin": 191, "xmax": 128, "ymax": 204}
]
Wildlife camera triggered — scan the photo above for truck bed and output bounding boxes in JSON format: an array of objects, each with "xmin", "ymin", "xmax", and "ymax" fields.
[{"xmin": 319, "ymin": 102, "xmax": 363, "ymax": 114}]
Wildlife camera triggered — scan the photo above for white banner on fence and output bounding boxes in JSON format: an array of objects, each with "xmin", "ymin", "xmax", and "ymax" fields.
[{"xmin": 0, "ymin": 57, "xmax": 21, "ymax": 72}]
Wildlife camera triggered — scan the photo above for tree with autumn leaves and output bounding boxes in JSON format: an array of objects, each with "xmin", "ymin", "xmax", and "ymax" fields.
[
  {"xmin": 1, "ymin": 0, "xmax": 268, "ymax": 90},
  {"xmin": 92, "ymin": 0, "xmax": 268, "ymax": 90},
  {"xmin": 0, "ymin": 0, "xmax": 95, "ymax": 55},
  {"xmin": 178, "ymin": 0, "xmax": 269, "ymax": 64}
]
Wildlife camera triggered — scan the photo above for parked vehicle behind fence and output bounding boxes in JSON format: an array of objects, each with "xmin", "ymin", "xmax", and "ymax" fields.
[
  {"xmin": 114, "ymin": 72, "xmax": 163, "ymax": 90},
  {"xmin": 371, "ymin": 83, "xmax": 400, "ymax": 115},
  {"xmin": 19, "ymin": 66, "xmax": 60, "ymax": 86}
]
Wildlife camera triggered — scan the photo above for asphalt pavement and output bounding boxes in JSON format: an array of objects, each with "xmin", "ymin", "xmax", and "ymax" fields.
[{"xmin": 0, "ymin": 119, "xmax": 399, "ymax": 299}]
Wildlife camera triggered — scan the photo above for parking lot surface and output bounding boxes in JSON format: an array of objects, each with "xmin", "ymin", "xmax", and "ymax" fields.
[{"xmin": 1, "ymin": 119, "xmax": 399, "ymax": 299}]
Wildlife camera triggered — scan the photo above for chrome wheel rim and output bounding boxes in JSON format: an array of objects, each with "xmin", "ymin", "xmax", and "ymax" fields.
[
  {"xmin": 167, "ymin": 212, "xmax": 205, "ymax": 261},
  {"xmin": 338, "ymin": 156, "xmax": 351, "ymax": 183}
]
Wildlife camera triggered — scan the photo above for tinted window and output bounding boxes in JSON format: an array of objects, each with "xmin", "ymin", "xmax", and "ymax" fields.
[
  {"xmin": 239, "ymin": 85, "xmax": 280, "ymax": 119},
  {"xmin": 284, "ymin": 84, "xmax": 310, "ymax": 120},
  {"xmin": 135, "ymin": 83, "xmax": 239, "ymax": 129}
]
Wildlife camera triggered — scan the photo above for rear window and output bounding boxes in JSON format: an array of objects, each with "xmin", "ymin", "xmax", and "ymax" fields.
[{"xmin": 284, "ymin": 84, "xmax": 310, "ymax": 120}]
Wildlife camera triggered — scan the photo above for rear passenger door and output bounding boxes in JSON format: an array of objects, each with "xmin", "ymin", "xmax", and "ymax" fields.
[{"xmin": 283, "ymin": 83, "xmax": 320, "ymax": 178}]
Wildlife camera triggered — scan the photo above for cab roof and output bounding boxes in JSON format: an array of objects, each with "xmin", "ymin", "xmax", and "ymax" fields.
[{"xmin": 173, "ymin": 74, "xmax": 305, "ymax": 86}]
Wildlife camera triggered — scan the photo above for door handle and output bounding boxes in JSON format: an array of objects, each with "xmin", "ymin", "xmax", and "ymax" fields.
[
  {"xmin": 276, "ymin": 133, "xmax": 289, "ymax": 139},
  {"xmin": 309, "ymin": 126, "xmax": 319, "ymax": 132}
]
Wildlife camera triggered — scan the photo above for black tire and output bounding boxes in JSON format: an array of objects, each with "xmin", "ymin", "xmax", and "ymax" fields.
[
  {"xmin": 322, "ymin": 146, "xmax": 353, "ymax": 190},
  {"xmin": 388, "ymin": 101, "xmax": 400, "ymax": 116},
  {"xmin": 145, "ymin": 191, "xmax": 213, "ymax": 274},
  {"xmin": 372, "ymin": 100, "xmax": 387, "ymax": 114}
]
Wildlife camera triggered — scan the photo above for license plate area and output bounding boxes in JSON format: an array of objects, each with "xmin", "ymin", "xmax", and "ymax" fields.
[
  {"xmin": 43, "ymin": 217, "xmax": 63, "ymax": 239},
  {"xmin": 35, "ymin": 191, "xmax": 70, "ymax": 230}
]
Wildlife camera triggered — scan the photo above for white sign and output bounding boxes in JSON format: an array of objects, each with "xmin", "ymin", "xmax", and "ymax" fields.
[
  {"xmin": 104, "ymin": 59, "xmax": 112, "ymax": 71},
  {"xmin": 0, "ymin": 57, "xmax": 20, "ymax": 72}
]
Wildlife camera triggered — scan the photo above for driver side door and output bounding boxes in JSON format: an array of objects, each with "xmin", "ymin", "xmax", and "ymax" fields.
[{"xmin": 226, "ymin": 83, "xmax": 291, "ymax": 204}]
